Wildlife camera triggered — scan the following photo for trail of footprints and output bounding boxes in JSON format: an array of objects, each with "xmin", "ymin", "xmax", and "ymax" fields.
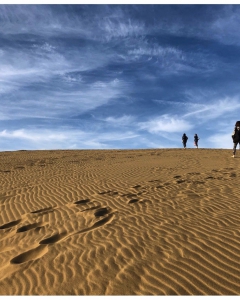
[
  {"xmin": 0, "ymin": 167, "xmax": 237, "ymax": 265},
  {"xmin": 0, "ymin": 199, "xmax": 115, "ymax": 265}
]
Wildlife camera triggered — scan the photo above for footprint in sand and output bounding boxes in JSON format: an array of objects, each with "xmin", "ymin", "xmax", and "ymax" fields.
[
  {"xmin": 74, "ymin": 199, "xmax": 90, "ymax": 205},
  {"xmin": 187, "ymin": 172, "xmax": 200, "ymax": 175},
  {"xmin": 148, "ymin": 179, "xmax": 161, "ymax": 183},
  {"xmin": 76, "ymin": 213, "xmax": 114, "ymax": 234},
  {"xmin": 0, "ymin": 219, "xmax": 22, "ymax": 230},
  {"xmin": 128, "ymin": 199, "xmax": 139, "ymax": 204},
  {"xmin": 39, "ymin": 232, "xmax": 67, "ymax": 244},
  {"xmin": 10, "ymin": 232, "xmax": 67, "ymax": 265},
  {"xmin": 176, "ymin": 179, "xmax": 186, "ymax": 184},
  {"xmin": 10, "ymin": 245, "xmax": 48, "ymax": 264},
  {"xmin": 122, "ymin": 193, "xmax": 138, "ymax": 198},
  {"xmin": 132, "ymin": 185, "xmax": 141, "ymax": 190},
  {"xmin": 98, "ymin": 191, "xmax": 118, "ymax": 196},
  {"xmin": 80, "ymin": 205, "xmax": 101, "ymax": 212},
  {"xmin": 94, "ymin": 207, "xmax": 109, "ymax": 217},
  {"xmin": 31, "ymin": 207, "xmax": 55, "ymax": 215},
  {"xmin": 17, "ymin": 222, "xmax": 47, "ymax": 233},
  {"xmin": 155, "ymin": 185, "xmax": 164, "ymax": 189},
  {"xmin": 128, "ymin": 198, "xmax": 151, "ymax": 205},
  {"xmin": 98, "ymin": 191, "xmax": 111, "ymax": 195}
]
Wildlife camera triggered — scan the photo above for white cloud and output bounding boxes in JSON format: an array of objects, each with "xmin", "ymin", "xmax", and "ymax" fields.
[
  {"xmin": 101, "ymin": 18, "xmax": 145, "ymax": 40},
  {"xmin": 0, "ymin": 77, "xmax": 128, "ymax": 120},
  {"xmin": 98, "ymin": 131, "xmax": 139, "ymax": 141},
  {"xmin": 101, "ymin": 115, "xmax": 135, "ymax": 126},
  {"xmin": 0, "ymin": 25, "xmax": 131, "ymax": 119},
  {"xmin": 0, "ymin": 33, "xmax": 121, "ymax": 95},
  {"xmin": 0, "ymin": 128, "xmax": 139, "ymax": 151},
  {"xmin": 0, "ymin": 129, "xmax": 69, "ymax": 142},
  {"xmin": 39, "ymin": 43, "xmax": 56, "ymax": 52},
  {"xmin": 128, "ymin": 45, "xmax": 182, "ymax": 58},
  {"xmin": 139, "ymin": 114, "xmax": 193, "ymax": 133},
  {"xmin": 0, "ymin": 43, "xmax": 70, "ymax": 97},
  {"xmin": 0, "ymin": 5, "xmax": 145, "ymax": 42},
  {"xmin": 206, "ymin": 132, "xmax": 233, "ymax": 149},
  {"xmin": 127, "ymin": 41, "xmax": 213, "ymax": 75},
  {"xmin": 183, "ymin": 97, "xmax": 240, "ymax": 121}
]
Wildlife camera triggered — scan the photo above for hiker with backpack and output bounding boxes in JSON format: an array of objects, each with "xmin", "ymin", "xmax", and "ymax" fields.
[
  {"xmin": 231, "ymin": 121, "xmax": 240, "ymax": 158},
  {"xmin": 182, "ymin": 133, "xmax": 188, "ymax": 149},
  {"xmin": 194, "ymin": 134, "xmax": 200, "ymax": 148}
]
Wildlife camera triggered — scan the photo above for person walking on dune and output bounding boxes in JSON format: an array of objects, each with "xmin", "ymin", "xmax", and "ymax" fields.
[
  {"xmin": 231, "ymin": 121, "xmax": 240, "ymax": 158},
  {"xmin": 194, "ymin": 134, "xmax": 199, "ymax": 148},
  {"xmin": 182, "ymin": 133, "xmax": 188, "ymax": 149}
]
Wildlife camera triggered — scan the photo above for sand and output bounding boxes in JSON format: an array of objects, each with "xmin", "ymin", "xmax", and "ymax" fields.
[{"xmin": 0, "ymin": 148, "xmax": 239, "ymax": 295}]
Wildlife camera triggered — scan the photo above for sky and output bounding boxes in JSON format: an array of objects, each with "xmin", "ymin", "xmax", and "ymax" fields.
[{"xmin": 1, "ymin": 4, "xmax": 240, "ymax": 151}]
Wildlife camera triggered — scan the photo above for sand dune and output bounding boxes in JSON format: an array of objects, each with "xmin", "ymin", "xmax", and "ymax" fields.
[{"xmin": 0, "ymin": 148, "xmax": 239, "ymax": 295}]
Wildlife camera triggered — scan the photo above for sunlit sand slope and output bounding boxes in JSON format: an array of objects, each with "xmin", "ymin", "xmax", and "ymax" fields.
[{"xmin": 0, "ymin": 149, "xmax": 239, "ymax": 295}]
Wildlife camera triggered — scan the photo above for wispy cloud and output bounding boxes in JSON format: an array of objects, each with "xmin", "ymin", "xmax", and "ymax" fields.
[
  {"xmin": 0, "ymin": 127, "xmax": 139, "ymax": 151},
  {"xmin": 0, "ymin": 78, "xmax": 128, "ymax": 120},
  {"xmin": 0, "ymin": 41, "xmax": 70, "ymax": 98},
  {"xmin": 0, "ymin": 129, "xmax": 67, "ymax": 142},
  {"xmin": 183, "ymin": 97, "xmax": 240, "ymax": 121},
  {"xmin": 207, "ymin": 132, "xmax": 233, "ymax": 149},
  {"xmin": 0, "ymin": 5, "xmax": 80, "ymax": 36},
  {"xmin": 99, "ymin": 115, "xmax": 135, "ymax": 127},
  {"xmin": 209, "ymin": 6, "xmax": 240, "ymax": 45},
  {"xmin": 0, "ymin": 5, "xmax": 146, "ymax": 41},
  {"xmin": 100, "ymin": 16, "xmax": 145, "ymax": 40},
  {"xmin": 139, "ymin": 114, "xmax": 193, "ymax": 134},
  {"xmin": 128, "ymin": 45, "xmax": 182, "ymax": 58}
]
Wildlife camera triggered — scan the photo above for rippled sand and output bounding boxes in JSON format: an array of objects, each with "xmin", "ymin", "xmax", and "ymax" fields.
[{"xmin": 0, "ymin": 148, "xmax": 240, "ymax": 295}]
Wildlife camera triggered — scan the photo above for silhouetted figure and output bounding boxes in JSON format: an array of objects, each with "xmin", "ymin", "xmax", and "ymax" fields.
[
  {"xmin": 194, "ymin": 134, "xmax": 199, "ymax": 148},
  {"xmin": 231, "ymin": 121, "xmax": 240, "ymax": 158},
  {"xmin": 182, "ymin": 133, "xmax": 188, "ymax": 149}
]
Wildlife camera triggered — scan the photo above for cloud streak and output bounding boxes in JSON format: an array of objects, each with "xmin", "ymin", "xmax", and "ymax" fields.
[
  {"xmin": 139, "ymin": 115, "xmax": 193, "ymax": 134},
  {"xmin": 0, "ymin": 128, "xmax": 140, "ymax": 151},
  {"xmin": 183, "ymin": 97, "xmax": 240, "ymax": 122}
]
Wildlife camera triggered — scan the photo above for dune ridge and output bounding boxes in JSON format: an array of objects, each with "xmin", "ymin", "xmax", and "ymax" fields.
[{"xmin": 0, "ymin": 148, "xmax": 240, "ymax": 295}]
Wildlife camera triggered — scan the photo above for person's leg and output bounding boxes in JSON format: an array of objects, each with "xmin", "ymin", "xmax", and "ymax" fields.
[{"xmin": 233, "ymin": 142, "xmax": 237, "ymax": 157}]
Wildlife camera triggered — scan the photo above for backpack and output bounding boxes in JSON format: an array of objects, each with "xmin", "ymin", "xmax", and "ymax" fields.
[
  {"xmin": 232, "ymin": 121, "xmax": 240, "ymax": 142},
  {"xmin": 194, "ymin": 134, "xmax": 199, "ymax": 141}
]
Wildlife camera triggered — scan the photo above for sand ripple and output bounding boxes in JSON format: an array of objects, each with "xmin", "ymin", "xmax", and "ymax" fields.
[{"xmin": 0, "ymin": 149, "xmax": 240, "ymax": 295}]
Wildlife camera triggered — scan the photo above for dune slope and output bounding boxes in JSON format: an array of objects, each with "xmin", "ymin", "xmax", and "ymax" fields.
[{"xmin": 0, "ymin": 149, "xmax": 239, "ymax": 295}]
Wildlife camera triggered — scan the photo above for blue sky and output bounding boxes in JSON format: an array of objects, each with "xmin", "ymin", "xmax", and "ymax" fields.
[{"xmin": 1, "ymin": 4, "xmax": 240, "ymax": 150}]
